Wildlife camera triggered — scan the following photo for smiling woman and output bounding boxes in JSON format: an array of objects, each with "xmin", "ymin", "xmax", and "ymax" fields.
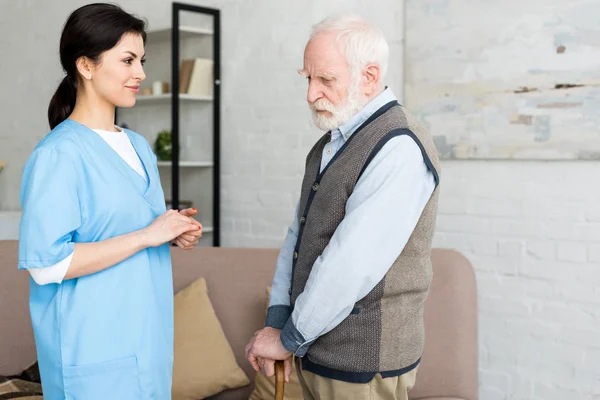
[{"xmin": 17, "ymin": 3, "xmax": 202, "ymax": 400}]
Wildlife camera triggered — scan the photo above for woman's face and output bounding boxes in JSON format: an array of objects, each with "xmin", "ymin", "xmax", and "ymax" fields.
[{"xmin": 88, "ymin": 32, "xmax": 146, "ymax": 108}]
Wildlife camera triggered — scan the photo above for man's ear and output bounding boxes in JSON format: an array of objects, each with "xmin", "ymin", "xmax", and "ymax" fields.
[{"xmin": 363, "ymin": 64, "xmax": 381, "ymax": 96}]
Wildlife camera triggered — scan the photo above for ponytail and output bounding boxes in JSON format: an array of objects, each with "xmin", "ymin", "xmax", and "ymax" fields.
[{"xmin": 48, "ymin": 75, "xmax": 77, "ymax": 129}]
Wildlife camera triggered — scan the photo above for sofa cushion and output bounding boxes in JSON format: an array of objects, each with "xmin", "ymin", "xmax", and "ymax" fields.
[{"xmin": 172, "ymin": 277, "xmax": 249, "ymax": 399}]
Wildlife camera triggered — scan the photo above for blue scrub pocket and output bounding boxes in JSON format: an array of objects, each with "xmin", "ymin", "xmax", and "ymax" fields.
[{"xmin": 63, "ymin": 356, "xmax": 141, "ymax": 400}]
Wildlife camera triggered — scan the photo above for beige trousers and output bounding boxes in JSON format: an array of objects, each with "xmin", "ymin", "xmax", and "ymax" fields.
[{"xmin": 295, "ymin": 359, "xmax": 418, "ymax": 400}]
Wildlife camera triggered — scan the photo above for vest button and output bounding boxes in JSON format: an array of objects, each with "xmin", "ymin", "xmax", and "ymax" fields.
[
  {"xmin": 288, "ymin": 289, "xmax": 292, "ymax": 295},
  {"xmin": 293, "ymin": 251, "xmax": 298, "ymax": 260},
  {"xmin": 300, "ymin": 216, "xmax": 306, "ymax": 224},
  {"xmin": 312, "ymin": 183, "xmax": 319, "ymax": 191}
]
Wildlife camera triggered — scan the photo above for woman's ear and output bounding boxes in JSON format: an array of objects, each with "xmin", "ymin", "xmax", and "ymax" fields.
[{"xmin": 75, "ymin": 56, "xmax": 93, "ymax": 81}]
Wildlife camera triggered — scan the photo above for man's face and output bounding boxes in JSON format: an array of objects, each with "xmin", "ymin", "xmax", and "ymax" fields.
[{"xmin": 300, "ymin": 32, "xmax": 363, "ymax": 131}]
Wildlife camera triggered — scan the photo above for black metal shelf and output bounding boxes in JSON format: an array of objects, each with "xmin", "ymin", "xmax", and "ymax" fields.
[
  {"xmin": 171, "ymin": 2, "xmax": 221, "ymax": 247},
  {"xmin": 116, "ymin": 2, "xmax": 221, "ymax": 247}
]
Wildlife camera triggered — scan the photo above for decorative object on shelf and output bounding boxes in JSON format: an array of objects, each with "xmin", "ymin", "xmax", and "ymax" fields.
[
  {"xmin": 154, "ymin": 130, "xmax": 174, "ymax": 161},
  {"xmin": 152, "ymin": 81, "xmax": 169, "ymax": 95},
  {"xmin": 140, "ymin": 87, "xmax": 153, "ymax": 96},
  {"xmin": 0, "ymin": 161, "xmax": 5, "ymax": 172}
]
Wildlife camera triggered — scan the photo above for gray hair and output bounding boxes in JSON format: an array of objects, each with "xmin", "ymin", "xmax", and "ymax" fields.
[{"xmin": 310, "ymin": 14, "xmax": 389, "ymax": 82}]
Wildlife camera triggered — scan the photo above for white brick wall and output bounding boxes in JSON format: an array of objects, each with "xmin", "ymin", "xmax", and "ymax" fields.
[
  {"xmin": 435, "ymin": 161, "xmax": 600, "ymax": 400},
  {"xmin": 1, "ymin": 1, "xmax": 599, "ymax": 399}
]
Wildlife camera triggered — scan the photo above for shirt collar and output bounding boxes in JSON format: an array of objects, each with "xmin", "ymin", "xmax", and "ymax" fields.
[{"xmin": 331, "ymin": 87, "xmax": 397, "ymax": 142}]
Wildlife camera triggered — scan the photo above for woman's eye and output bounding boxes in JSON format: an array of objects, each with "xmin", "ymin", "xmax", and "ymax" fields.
[{"xmin": 141, "ymin": 59, "xmax": 147, "ymax": 65}]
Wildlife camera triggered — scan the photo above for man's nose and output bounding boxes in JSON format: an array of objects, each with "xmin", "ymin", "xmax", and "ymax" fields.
[{"xmin": 307, "ymin": 81, "xmax": 322, "ymax": 104}]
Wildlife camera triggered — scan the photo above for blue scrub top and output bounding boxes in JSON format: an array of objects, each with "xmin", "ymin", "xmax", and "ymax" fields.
[{"xmin": 18, "ymin": 119, "xmax": 174, "ymax": 400}]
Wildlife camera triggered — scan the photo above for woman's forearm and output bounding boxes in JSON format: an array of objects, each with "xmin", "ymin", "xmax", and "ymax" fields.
[{"xmin": 64, "ymin": 229, "xmax": 150, "ymax": 280}]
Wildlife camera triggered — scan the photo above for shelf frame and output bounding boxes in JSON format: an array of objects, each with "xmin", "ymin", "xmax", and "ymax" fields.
[
  {"xmin": 171, "ymin": 2, "xmax": 221, "ymax": 247},
  {"xmin": 146, "ymin": 25, "xmax": 214, "ymax": 41}
]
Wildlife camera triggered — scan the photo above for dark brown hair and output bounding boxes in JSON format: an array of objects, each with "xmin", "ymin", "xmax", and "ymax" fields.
[{"xmin": 48, "ymin": 3, "xmax": 147, "ymax": 129}]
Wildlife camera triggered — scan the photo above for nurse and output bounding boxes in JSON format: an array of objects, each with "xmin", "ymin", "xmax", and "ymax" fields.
[{"xmin": 17, "ymin": 3, "xmax": 201, "ymax": 399}]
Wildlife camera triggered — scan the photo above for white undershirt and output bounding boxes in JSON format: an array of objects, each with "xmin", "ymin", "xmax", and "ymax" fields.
[{"xmin": 28, "ymin": 127, "xmax": 146, "ymax": 285}]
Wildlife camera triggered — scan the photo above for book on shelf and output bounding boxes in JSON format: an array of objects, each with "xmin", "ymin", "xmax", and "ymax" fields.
[
  {"xmin": 179, "ymin": 58, "xmax": 214, "ymax": 97},
  {"xmin": 179, "ymin": 59, "xmax": 195, "ymax": 93}
]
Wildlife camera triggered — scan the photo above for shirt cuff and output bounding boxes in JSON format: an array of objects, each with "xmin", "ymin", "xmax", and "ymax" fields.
[
  {"xmin": 265, "ymin": 305, "xmax": 291, "ymax": 330},
  {"xmin": 280, "ymin": 317, "xmax": 312, "ymax": 357}
]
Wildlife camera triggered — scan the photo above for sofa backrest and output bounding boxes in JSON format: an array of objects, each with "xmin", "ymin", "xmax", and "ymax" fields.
[
  {"xmin": 0, "ymin": 241, "xmax": 36, "ymax": 375},
  {"xmin": 0, "ymin": 241, "xmax": 477, "ymax": 400},
  {"xmin": 412, "ymin": 249, "xmax": 478, "ymax": 400}
]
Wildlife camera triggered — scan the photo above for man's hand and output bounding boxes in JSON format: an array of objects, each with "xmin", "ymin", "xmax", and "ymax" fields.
[
  {"xmin": 245, "ymin": 327, "xmax": 293, "ymax": 382},
  {"xmin": 172, "ymin": 208, "xmax": 202, "ymax": 249}
]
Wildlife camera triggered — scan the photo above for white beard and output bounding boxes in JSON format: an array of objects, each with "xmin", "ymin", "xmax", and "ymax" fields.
[{"xmin": 309, "ymin": 80, "xmax": 366, "ymax": 132}]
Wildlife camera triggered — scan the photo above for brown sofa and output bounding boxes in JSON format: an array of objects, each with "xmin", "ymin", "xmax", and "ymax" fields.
[{"xmin": 0, "ymin": 241, "xmax": 478, "ymax": 399}]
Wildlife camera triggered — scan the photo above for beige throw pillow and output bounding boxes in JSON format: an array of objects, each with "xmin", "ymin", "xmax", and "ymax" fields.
[{"xmin": 172, "ymin": 277, "xmax": 250, "ymax": 399}]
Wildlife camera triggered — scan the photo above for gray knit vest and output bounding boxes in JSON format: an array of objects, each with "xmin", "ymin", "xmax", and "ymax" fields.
[{"xmin": 291, "ymin": 101, "xmax": 440, "ymax": 376}]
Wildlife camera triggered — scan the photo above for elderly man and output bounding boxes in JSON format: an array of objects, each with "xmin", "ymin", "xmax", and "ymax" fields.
[{"xmin": 245, "ymin": 14, "xmax": 440, "ymax": 400}]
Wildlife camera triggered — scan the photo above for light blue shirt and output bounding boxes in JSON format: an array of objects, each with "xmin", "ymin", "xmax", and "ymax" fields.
[
  {"xmin": 268, "ymin": 88, "xmax": 436, "ymax": 356},
  {"xmin": 18, "ymin": 119, "xmax": 173, "ymax": 399}
]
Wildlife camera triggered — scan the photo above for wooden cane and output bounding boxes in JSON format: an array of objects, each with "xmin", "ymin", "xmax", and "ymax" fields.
[{"xmin": 274, "ymin": 360, "xmax": 285, "ymax": 400}]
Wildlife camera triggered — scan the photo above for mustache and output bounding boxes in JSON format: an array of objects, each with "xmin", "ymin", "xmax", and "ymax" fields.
[{"xmin": 309, "ymin": 98, "xmax": 337, "ymax": 113}]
